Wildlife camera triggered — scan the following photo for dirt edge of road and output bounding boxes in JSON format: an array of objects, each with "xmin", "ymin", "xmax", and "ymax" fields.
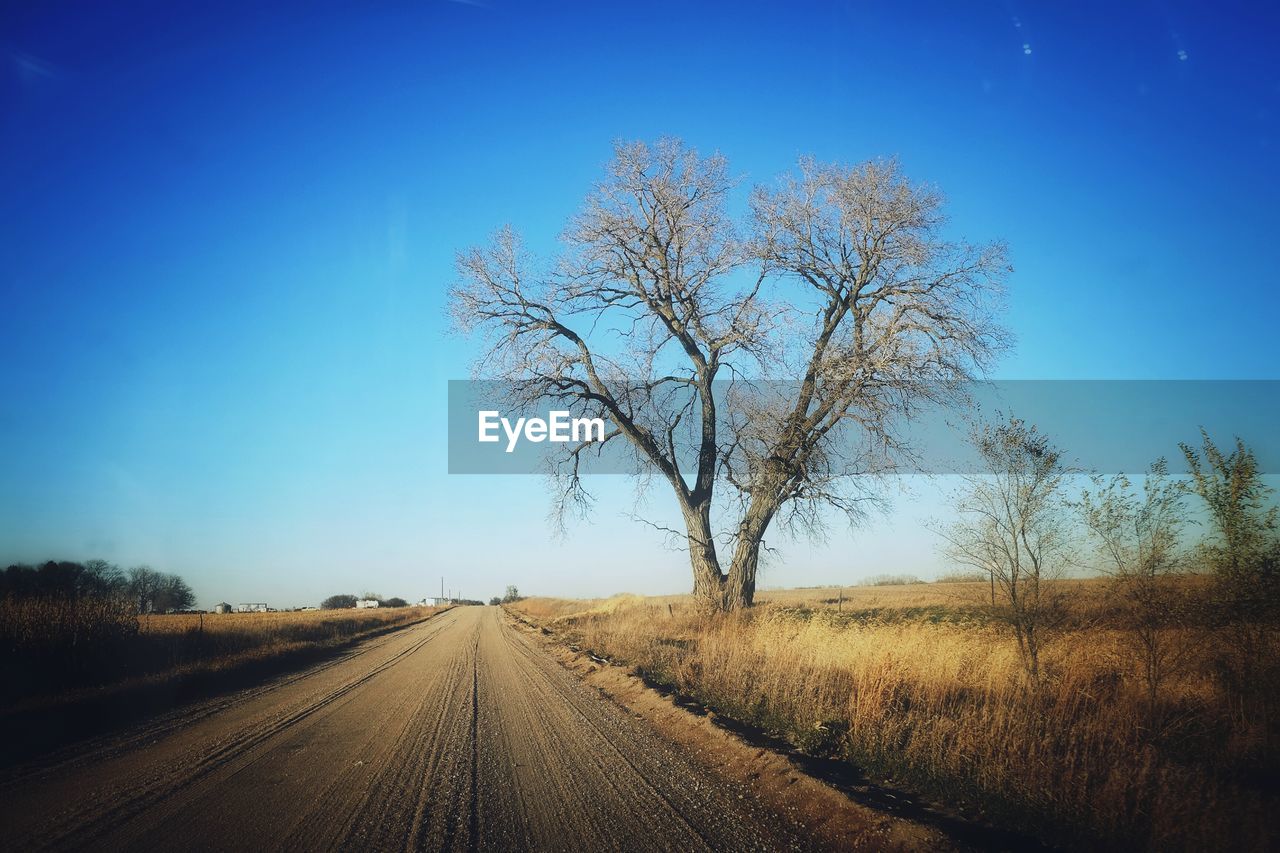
[{"xmin": 505, "ymin": 609, "xmax": 1052, "ymax": 853}]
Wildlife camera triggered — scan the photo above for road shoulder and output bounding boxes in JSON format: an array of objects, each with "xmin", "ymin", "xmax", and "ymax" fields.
[{"xmin": 503, "ymin": 609, "xmax": 957, "ymax": 852}]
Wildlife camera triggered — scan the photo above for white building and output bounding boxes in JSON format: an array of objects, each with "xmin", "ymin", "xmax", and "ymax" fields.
[
  {"xmin": 235, "ymin": 603, "xmax": 269, "ymax": 613},
  {"xmin": 356, "ymin": 598, "xmax": 381, "ymax": 608},
  {"xmin": 419, "ymin": 597, "xmax": 446, "ymax": 607}
]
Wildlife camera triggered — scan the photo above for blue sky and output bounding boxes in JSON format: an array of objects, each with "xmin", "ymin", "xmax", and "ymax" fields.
[{"xmin": 2, "ymin": 1, "xmax": 1278, "ymax": 607}]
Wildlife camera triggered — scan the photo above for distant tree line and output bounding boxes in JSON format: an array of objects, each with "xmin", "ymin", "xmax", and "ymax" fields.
[
  {"xmin": 320, "ymin": 593, "xmax": 486, "ymax": 609},
  {"xmin": 1, "ymin": 560, "xmax": 195, "ymax": 613},
  {"xmin": 487, "ymin": 587, "xmax": 523, "ymax": 607},
  {"xmin": 1, "ymin": 560, "xmax": 195, "ymax": 705},
  {"xmin": 859, "ymin": 574, "xmax": 926, "ymax": 587},
  {"xmin": 320, "ymin": 593, "xmax": 410, "ymax": 609},
  {"xmin": 935, "ymin": 571, "xmax": 989, "ymax": 584}
]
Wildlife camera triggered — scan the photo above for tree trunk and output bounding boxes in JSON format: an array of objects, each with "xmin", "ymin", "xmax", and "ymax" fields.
[
  {"xmin": 723, "ymin": 542, "xmax": 759, "ymax": 610},
  {"xmin": 722, "ymin": 500, "xmax": 779, "ymax": 611},
  {"xmin": 682, "ymin": 496, "xmax": 781, "ymax": 613},
  {"xmin": 683, "ymin": 502, "xmax": 726, "ymax": 611}
]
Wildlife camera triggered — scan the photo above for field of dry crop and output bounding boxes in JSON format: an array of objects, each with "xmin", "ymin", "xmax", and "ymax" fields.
[
  {"xmin": 510, "ymin": 580, "xmax": 1275, "ymax": 851},
  {"xmin": 0, "ymin": 599, "xmax": 447, "ymax": 712},
  {"xmin": 131, "ymin": 606, "xmax": 446, "ymax": 673}
]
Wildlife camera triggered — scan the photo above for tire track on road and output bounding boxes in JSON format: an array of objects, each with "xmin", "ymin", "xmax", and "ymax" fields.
[
  {"xmin": 0, "ymin": 613, "xmax": 452, "ymax": 791},
  {"xmin": 8, "ymin": 612, "xmax": 462, "ymax": 851},
  {"xmin": 3, "ymin": 607, "xmax": 807, "ymax": 852}
]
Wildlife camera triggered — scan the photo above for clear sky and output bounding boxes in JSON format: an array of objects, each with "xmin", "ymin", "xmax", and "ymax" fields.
[{"xmin": 3, "ymin": 1, "xmax": 1278, "ymax": 607}]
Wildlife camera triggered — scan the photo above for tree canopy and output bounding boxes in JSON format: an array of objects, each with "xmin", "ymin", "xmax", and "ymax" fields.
[{"xmin": 454, "ymin": 139, "xmax": 1009, "ymax": 610}]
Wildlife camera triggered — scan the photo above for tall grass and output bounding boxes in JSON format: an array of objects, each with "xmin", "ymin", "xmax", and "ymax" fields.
[
  {"xmin": 0, "ymin": 595, "xmax": 139, "ymax": 701},
  {"xmin": 513, "ymin": 584, "xmax": 1275, "ymax": 851},
  {"xmin": 0, "ymin": 598, "xmax": 443, "ymax": 709}
]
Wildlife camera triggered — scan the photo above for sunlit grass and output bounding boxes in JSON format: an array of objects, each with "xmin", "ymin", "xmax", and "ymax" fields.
[
  {"xmin": 1, "ymin": 599, "xmax": 447, "ymax": 709},
  {"xmin": 130, "ymin": 606, "xmax": 445, "ymax": 671},
  {"xmin": 511, "ymin": 580, "xmax": 1272, "ymax": 851}
]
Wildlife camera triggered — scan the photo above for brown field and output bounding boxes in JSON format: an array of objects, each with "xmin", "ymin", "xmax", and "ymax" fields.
[
  {"xmin": 519, "ymin": 577, "xmax": 1150, "ymax": 620},
  {"xmin": 0, "ymin": 598, "xmax": 448, "ymax": 711},
  {"xmin": 511, "ymin": 579, "xmax": 1275, "ymax": 851},
  {"xmin": 131, "ymin": 606, "xmax": 446, "ymax": 672},
  {"xmin": 138, "ymin": 606, "xmax": 438, "ymax": 640}
]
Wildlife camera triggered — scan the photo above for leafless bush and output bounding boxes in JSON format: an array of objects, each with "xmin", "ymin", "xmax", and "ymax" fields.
[
  {"xmin": 939, "ymin": 417, "xmax": 1072, "ymax": 681},
  {"xmin": 1081, "ymin": 459, "xmax": 1195, "ymax": 734}
]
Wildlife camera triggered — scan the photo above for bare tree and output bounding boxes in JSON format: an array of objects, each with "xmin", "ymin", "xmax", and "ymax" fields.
[
  {"xmin": 81, "ymin": 559, "xmax": 125, "ymax": 597},
  {"xmin": 125, "ymin": 566, "xmax": 194, "ymax": 613},
  {"xmin": 126, "ymin": 565, "xmax": 164, "ymax": 614},
  {"xmin": 939, "ymin": 417, "xmax": 1071, "ymax": 680},
  {"xmin": 1081, "ymin": 459, "xmax": 1192, "ymax": 726},
  {"xmin": 154, "ymin": 574, "xmax": 196, "ymax": 612},
  {"xmin": 452, "ymin": 139, "xmax": 1008, "ymax": 611}
]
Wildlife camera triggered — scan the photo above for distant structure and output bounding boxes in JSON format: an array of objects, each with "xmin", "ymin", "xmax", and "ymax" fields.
[
  {"xmin": 213, "ymin": 602, "xmax": 232, "ymax": 614},
  {"xmin": 419, "ymin": 597, "xmax": 446, "ymax": 607},
  {"xmin": 356, "ymin": 598, "xmax": 380, "ymax": 609},
  {"xmin": 235, "ymin": 603, "xmax": 269, "ymax": 613}
]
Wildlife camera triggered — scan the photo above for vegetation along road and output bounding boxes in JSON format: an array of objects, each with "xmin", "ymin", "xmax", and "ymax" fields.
[{"xmin": 0, "ymin": 606, "xmax": 814, "ymax": 852}]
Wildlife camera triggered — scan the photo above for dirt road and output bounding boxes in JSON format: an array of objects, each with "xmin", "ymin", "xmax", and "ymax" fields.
[{"xmin": 0, "ymin": 607, "xmax": 804, "ymax": 851}]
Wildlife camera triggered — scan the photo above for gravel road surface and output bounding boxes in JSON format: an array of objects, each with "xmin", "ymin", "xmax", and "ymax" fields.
[{"xmin": 0, "ymin": 607, "xmax": 804, "ymax": 852}]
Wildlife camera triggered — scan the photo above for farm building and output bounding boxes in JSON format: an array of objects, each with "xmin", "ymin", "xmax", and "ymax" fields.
[
  {"xmin": 235, "ymin": 603, "xmax": 269, "ymax": 613},
  {"xmin": 419, "ymin": 597, "xmax": 445, "ymax": 607},
  {"xmin": 213, "ymin": 602, "xmax": 232, "ymax": 614},
  {"xmin": 356, "ymin": 598, "xmax": 380, "ymax": 609}
]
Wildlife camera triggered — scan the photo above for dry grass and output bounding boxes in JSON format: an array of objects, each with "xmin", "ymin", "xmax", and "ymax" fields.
[
  {"xmin": 0, "ymin": 598, "xmax": 446, "ymax": 709},
  {"xmin": 756, "ymin": 577, "xmax": 1166, "ymax": 618},
  {"xmin": 512, "ymin": 580, "xmax": 1275, "ymax": 851},
  {"xmin": 139, "ymin": 606, "xmax": 435, "ymax": 640},
  {"xmin": 131, "ymin": 606, "xmax": 443, "ymax": 672},
  {"xmin": 520, "ymin": 578, "xmax": 1132, "ymax": 622}
]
